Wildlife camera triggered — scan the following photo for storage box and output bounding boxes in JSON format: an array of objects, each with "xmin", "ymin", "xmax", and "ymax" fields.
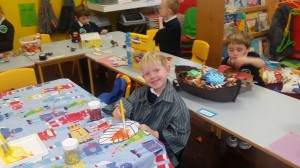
[
  {"xmin": 126, "ymin": 32, "xmax": 155, "ymax": 68},
  {"xmin": 80, "ymin": 32, "xmax": 102, "ymax": 48},
  {"xmin": 19, "ymin": 35, "xmax": 42, "ymax": 53}
]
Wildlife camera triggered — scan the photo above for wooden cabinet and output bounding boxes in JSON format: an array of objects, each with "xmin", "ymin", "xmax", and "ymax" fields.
[{"xmin": 196, "ymin": 0, "xmax": 278, "ymax": 68}]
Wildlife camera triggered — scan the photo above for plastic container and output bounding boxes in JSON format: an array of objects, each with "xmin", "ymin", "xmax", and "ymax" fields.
[
  {"xmin": 19, "ymin": 35, "xmax": 42, "ymax": 53},
  {"xmin": 88, "ymin": 101, "xmax": 102, "ymax": 121},
  {"xmin": 62, "ymin": 138, "xmax": 80, "ymax": 165}
]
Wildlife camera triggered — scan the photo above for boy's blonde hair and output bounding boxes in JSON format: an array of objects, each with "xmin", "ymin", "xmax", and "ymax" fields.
[
  {"xmin": 162, "ymin": 0, "xmax": 180, "ymax": 14},
  {"xmin": 225, "ymin": 31, "xmax": 252, "ymax": 48},
  {"xmin": 139, "ymin": 50, "xmax": 168, "ymax": 69},
  {"xmin": 74, "ymin": 4, "xmax": 91, "ymax": 19}
]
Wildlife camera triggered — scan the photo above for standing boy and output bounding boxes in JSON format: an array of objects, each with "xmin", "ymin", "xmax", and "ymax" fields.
[
  {"xmin": 154, "ymin": 0, "xmax": 181, "ymax": 57},
  {"xmin": 102, "ymin": 50, "xmax": 191, "ymax": 167},
  {"xmin": 69, "ymin": 4, "xmax": 108, "ymax": 85},
  {"xmin": 222, "ymin": 31, "xmax": 265, "ymax": 149},
  {"xmin": 0, "ymin": 5, "xmax": 14, "ymax": 53}
]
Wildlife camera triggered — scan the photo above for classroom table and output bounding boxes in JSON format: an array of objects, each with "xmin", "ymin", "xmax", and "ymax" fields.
[
  {"xmin": 85, "ymin": 31, "xmax": 300, "ymax": 168},
  {"xmin": 26, "ymin": 40, "xmax": 96, "ymax": 83},
  {"xmin": 0, "ymin": 78, "xmax": 171, "ymax": 167},
  {"xmin": 0, "ymin": 56, "xmax": 35, "ymax": 72}
]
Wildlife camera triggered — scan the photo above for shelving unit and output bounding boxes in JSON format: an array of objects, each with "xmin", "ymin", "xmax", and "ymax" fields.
[
  {"xmin": 196, "ymin": 0, "xmax": 278, "ymax": 68},
  {"xmin": 87, "ymin": 0, "xmax": 160, "ymax": 12}
]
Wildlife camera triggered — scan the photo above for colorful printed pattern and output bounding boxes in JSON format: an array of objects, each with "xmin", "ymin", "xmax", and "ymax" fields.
[{"xmin": 0, "ymin": 79, "xmax": 171, "ymax": 167}]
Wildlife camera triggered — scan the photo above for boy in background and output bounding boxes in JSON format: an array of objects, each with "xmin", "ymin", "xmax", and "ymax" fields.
[
  {"xmin": 69, "ymin": 4, "xmax": 108, "ymax": 85},
  {"xmin": 154, "ymin": 0, "xmax": 181, "ymax": 57},
  {"xmin": 0, "ymin": 5, "xmax": 14, "ymax": 53},
  {"xmin": 222, "ymin": 31, "xmax": 265, "ymax": 149},
  {"xmin": 102, "ymin": 50, "xmax": 191, "ymax": 167}
]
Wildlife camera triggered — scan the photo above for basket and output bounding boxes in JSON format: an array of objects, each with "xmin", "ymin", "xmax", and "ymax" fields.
[
  {"xmin": 175, "ymin": 65, "xmax": 242, "ymax": 102},
  {"xmin": 19, "ymin": 35, "xmax": 41, "ymax": 53}
]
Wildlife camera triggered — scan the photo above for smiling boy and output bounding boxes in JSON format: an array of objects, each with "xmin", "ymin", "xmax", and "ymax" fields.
[{"xmin": 102, "ymin": 50, "xmax": 190, "ymax": 167}]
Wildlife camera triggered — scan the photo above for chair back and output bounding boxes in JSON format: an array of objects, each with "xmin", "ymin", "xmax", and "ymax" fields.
[
  {"xmin": 116, "ymin": 74, "xmax": 131, "ymax": 98},
  {"xmin": 190, "ymin": 40, "xmax": 210, "ymax": 65},
  {"xmin": 40, "ymin": 34, "xmax": 52, "ymax": 44},
  {"xmin": 0, "ymin": 68, "xmax": 37, "ymax": 92},
  {"xmin": 146, "ymin": 29, "xmax": 158, "ymax": 41},
  {"xmin": 182, "ymin": 7, "xmax": 197, "ymax": 36},
  {"xmin": 146, "ymin": 29, "xmax": 160, "ymax": 51}
]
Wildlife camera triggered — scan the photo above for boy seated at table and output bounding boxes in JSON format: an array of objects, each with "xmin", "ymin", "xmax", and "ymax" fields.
[
  {"xmin": 154, "ymin": 0, "xmax": 181, "ymax": 57},
  {"xmin": 102, "ymin": 50, "xmax": 191, "ymax": 167},
  {"xmin": 222, "ymin": 31, "xmax": 265, "ymax": 150},
  {"xmin": 0, "ymin": 5, "xmax": 14, "ymax": 53},
  {"xmin": 69, "ymin": 4, "xmax": 108, "ymax": 84}
]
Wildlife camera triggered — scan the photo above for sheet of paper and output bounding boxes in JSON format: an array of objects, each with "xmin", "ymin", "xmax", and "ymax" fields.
[
  {"xmin": 266, "ymin": 132, "xmax": 300, "ymax": 166},
  {"xmin": 18, "ymin": 3, "xmax": 37, "ymax": 26}
]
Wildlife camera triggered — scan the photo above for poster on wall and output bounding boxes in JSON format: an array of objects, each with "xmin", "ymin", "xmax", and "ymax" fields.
[{"xmin": 18, "ymin": 3, "xmax": 37, "ymax": 27}]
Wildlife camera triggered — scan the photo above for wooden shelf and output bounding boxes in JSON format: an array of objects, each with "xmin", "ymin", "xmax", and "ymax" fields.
[
  {"xmin": 249, "ymin": 30, "xmax": 268, "ymax": 38},
  {"xmin": 236, "ymin": 5, "xmax": 268, "ymax": 13}
]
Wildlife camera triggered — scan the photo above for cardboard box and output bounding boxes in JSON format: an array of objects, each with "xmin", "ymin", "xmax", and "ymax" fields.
[
  {"xmin": 126, "ymin": 32, "xmax": 155, "ymax": 68},
  {"xmin": 80, "ymin": 32, "xmax": 102, "ymax": 48}
]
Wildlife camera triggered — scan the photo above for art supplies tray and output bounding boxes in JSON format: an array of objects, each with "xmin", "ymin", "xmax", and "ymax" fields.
[
  {"xmin": 0, "ymin": 134, "xmax": 48, "ymax": 168},
  {"xmin": 175, "ymin": 65, "xmax": 242, "ymax": 102}
]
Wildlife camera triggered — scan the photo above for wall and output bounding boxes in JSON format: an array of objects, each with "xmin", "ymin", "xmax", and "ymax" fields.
[{"xmin": 1, "ymin": 0, "xmax": 66, "ymax": 52}]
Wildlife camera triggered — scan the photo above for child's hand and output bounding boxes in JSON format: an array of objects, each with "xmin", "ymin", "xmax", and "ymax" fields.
[
  {"xmin": 112, "ymin": 104, "xmax": 125, "ymax": 120},
  {"xmin": 158, "ymin": 16, "xmax": 164, "ymax": 23},
  {"xmin": 158, "ymin": 16, "xmax": 164, "ymax": 29},
  {"xmin": 139, "ymin": 124, "xmax": 159, "ymax": 138},
  {"xmin": 100, "ymin": 29, "xmax": 108, "ymax": 35},
  {"xmin": 233, "ymin": 57, "xmax": 248, "ymax": 69}
]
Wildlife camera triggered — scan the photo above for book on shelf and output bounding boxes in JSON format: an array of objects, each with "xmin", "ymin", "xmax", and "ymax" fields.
[
  {"xmin": 236, "ymin": 12, "xmax": 246, "ymax": 32},
  {"xmin": 225, "ymin": 0, "xmax": 237, "ymax": 13},
  {"xmin": 234, "ymin": 0, "xmax": 247, "ymax": 9},
  {"xmin": 224, "ymin": 13, "xmax": 236, "ymax": 39},
  {"xmin": 247, "ymin": 0, "xmax": 261, "ymax": 7},
  {"xmin": 258, "ymin": 12, "xmax": 269, "ymax": 31},
  {"xmin": 245, "ymin": 12, "xmax": 259, "ymax": 33},
  {"xmin": 250, "ymin": 36, "xmax": 270, "ymax": 58}
]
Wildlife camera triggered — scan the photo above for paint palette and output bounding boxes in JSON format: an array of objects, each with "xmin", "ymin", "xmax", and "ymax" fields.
[
  {"xmin": 98, "ymin": 120, "xmax": 140, "ymax": 144},
  {"xmin": 0, "ymin": 134, "xmax": 48, "ymax": 168}
]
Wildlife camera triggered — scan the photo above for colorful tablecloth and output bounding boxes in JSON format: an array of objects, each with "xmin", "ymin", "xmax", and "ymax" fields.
[{"xmin": 0, "ymin": 79, "xmax": 172, "ymax": 168}]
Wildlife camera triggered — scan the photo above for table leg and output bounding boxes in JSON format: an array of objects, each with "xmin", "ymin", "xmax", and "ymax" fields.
[
  {"xmin": 87, "ymin": 58, "xmax": 95, "ymax": 95},
  {"xmin": 38, "ymin": 65, "xmax": 44, "ymax": 83},
  {"xmin": 58, "ymin": 63, "xmax": 64, "ymax": 78},
  {"xmin": 76, "ymin": 60, "xmax": 83, "ymax": 84}
]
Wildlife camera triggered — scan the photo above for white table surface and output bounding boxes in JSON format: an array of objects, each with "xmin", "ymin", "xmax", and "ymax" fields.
[
  {"xmin": 0, "ymin": 56, "xmax": 35, "ymax": 72},
  {"xmin": 26, "ymin": 40, "xmax": 95, "ymax": 64},
  {"xmin": 85, "ymin": 31, "xmax": 300, "ymax": 168}
]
